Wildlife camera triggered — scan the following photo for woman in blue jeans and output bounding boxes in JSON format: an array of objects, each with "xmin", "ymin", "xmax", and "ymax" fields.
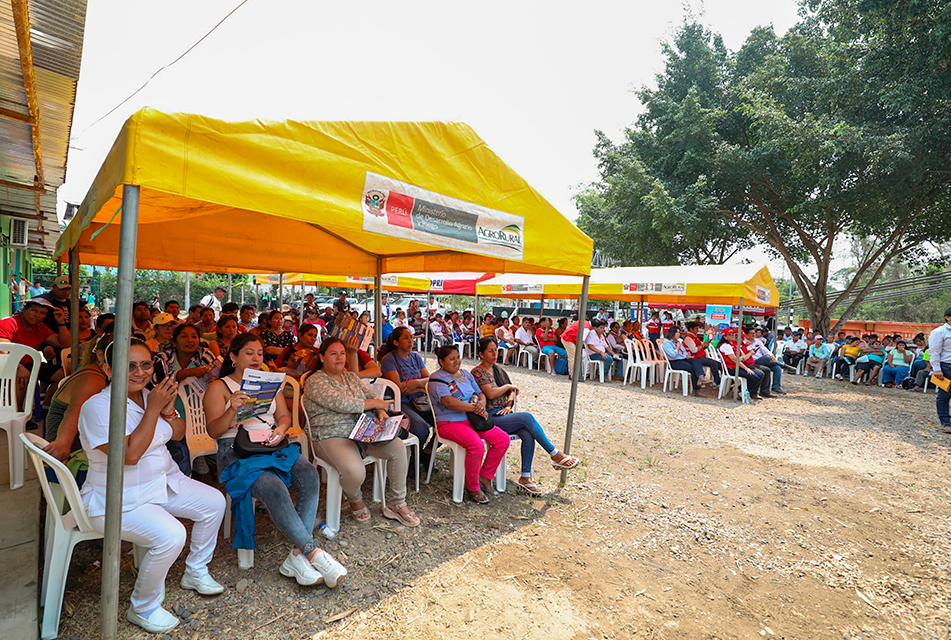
[
  {"xmin": 471, "ymin": 338, "xmax": 579, "ymax": 494},
  {"xmin": 204, "ymin": 334, "xmax": 346, "ymax": 588}
]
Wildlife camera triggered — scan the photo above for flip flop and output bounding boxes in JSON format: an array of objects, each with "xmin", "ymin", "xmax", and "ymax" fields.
[
  {"xmin": 516, "ymin": 480, "xmax": 543, "ymax": 495},
  {"xmin": 350, "ymin": 504, "xmax": 371, "ymax": 524},
  {"xmin": 551, "ymin": 455, "xmax": 580, "ymax": 471}
]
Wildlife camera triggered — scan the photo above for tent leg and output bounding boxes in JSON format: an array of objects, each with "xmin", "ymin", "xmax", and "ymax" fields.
[
  {"xmin": 561, "ymin": 275, "xmax": 589, "ymax": 486},
  {"xmin": 539, "ymin": 295, "xmax": 544, "ymax": 321},
  {"xmin": 734, "ymin": 297, "xmax": 745, "ymax": 402},
  {"xmin": 278, "ymin": 273, "xmax": 284, "ymax": 310},
  {"xmin": 68, "ymin": 249, "xmax": 80, "ymax": 372},
  {"xmin": 101, "ymin": 185, "xmax": 140, "ymax": 640},
  {"xmin": 185, "ymin": 272, "xmax": 191, "ymax": 310},
  {"xmin": 374, "ymin": 257, "xmax": 383, "ymax": 351},
  {"xmin": 426, "ymin": 285, "xmax": 432, "ymax": 352},
  {"xmin": 228, "ymin": 273, "xmax": 233, "ymax": 302}
]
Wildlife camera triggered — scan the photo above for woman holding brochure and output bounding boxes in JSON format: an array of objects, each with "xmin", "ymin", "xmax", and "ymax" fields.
[
  {"xmin": 303, "ymin": 337, "xmax": 421, "ymax": 527},
  {"xmin": 204, "ymin": 333, "xmax": 347, "ymax": 588}
]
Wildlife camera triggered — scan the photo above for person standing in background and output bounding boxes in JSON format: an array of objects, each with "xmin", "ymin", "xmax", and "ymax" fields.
[{"xmin": 928, "ymin": 307, "xmax": 951, "ymax": 432}]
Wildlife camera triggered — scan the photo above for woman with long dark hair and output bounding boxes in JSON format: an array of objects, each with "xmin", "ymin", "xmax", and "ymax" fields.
[
  {"xmin": 379, "ymin": 326, "xmax": 434, "ymax": 468},
  {"xmin": 259, "ymin": 310, "xmax": 295, "ymax": 365},
  {"xmin": 304, "ymin": 337, "xmax": 420, "ymax": 527},
  {"xmin": 472, "ymin": 337, "xmax": 578, "ymax": 495},
  {"xmin": 153, "ymin": 323, "xmax": 216, "ymax": 383},
  {"xmin": 203, "ymin": 333, "xmax": 346, "ymax": 587}
]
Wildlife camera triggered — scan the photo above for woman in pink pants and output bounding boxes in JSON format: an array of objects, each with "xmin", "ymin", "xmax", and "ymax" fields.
[{"xmin": 428, "ymin": 345, "xmax": 510, "ymax": 504}]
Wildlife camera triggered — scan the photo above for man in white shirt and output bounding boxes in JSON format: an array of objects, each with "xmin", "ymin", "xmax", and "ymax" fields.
[
  {"xmin": 199, "ymin": 287, "xmax": 226, "ymax": 320},
  {"xmin": 514, "ymin": 318, "xmax": 539, "ymax": 364},
  {"xmin": 928, "ymin": 307, "xmax": 951, "ymax": 430},
  {"xmin": 782, "ymin": 331, "xmax": 808, "ymax": 370}
]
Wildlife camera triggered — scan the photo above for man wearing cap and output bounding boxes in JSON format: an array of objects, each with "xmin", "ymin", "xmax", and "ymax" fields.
[
  {"xmin": 132, "ymin": 301, "xmax": 156, "ymax": 341},
  {"xmin": 35, "ymin": 275, "xmax": 72, "ymax": 336},
  {"xmin": 0, "ymin": 298, "xmax": 71, "ymax": 409},
  {"xmin": 334, "ymin": 290, "xmax": 350, "ymax": 315},
  {"xmin": 928, "ymin": 307, "xmax": 951, "ymax": 432}
]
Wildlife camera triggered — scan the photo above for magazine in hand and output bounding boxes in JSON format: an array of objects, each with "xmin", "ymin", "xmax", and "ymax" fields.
[
  {"xmin": 185, "ymin": 356, "xmax": 224, "ymax": 395},
  {"xmin": 349, "ymin": 412, "xmax": 403, "ymax": 443},
  {"xmin": 236, "ymin": 369, "xmax": 286, "ymax": 423},
  {"xmin": 332, "ymin": 312, "xmax": 374, "ymax": 351}
]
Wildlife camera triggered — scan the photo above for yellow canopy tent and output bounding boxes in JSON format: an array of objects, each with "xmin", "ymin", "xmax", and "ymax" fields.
[
  {"xmin": 254, "ymin": 273, "xmax": 431, "ymax": 291},
  {"xmin": 478, "ymin": 265, "xmax": 779, "ymax": 308},
  {"xmin": 56, "ymin": 108, "xmax": 593, "ymax": 632},
  {"xmin": 56, "ymin": 108, "xmax": 592, "ymax": 277}
]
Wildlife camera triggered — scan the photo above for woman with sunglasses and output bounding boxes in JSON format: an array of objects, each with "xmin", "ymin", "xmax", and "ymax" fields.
[{"xmin": 77, "ymin": 339, "xmax": 226, "ymax": 634}]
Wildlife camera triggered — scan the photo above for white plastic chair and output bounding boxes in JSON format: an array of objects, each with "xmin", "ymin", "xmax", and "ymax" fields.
[
  {"xmin": 181, "ymin": 383, "xmax": 216, "ymax": 470},
  {"xmin": 624, "ymin": 339, "xmax": 653, "ymax": 389},
  {"xmin": 1, "ymin": 344, "xmax": 41, "ymax": 490},
  {"xmin": 423, "ymin": 382, "xmax": 506, "ymax": 503},
  {"xmin": 582, "ymin": 348, "xmax": 604, "ymax": 383},
  {"xmin": 60, "ymin": 347, "xmax": 71, "ymax": 378},
  {"xmin": 516, "ymin": 343, "xmax": 535, "ymax": 370},
  {"xmin": 713, "ymin": 346, "xmax": 748, "ymax": 400},
  {"xmin": 21, "ymin": 433, "xmax": 141, "ymax": 640},
  {"xmin": 368, "ymin": 377, "xmax": 420, "ymax": 493},
  {"xmin": 643, "ymin": 339, "xmax": 667, "ymax": 381},
  {"xmin": 661, "ymin": 345, "xmax": 691, "ymax": 396}
]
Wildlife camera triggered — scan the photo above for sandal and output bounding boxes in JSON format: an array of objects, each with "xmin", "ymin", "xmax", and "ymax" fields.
[
  {"xmin": 350, "ymin": 502, "xmax": 371, "ymax": 524},
  {"xmin": 551, "ymin": 455, "xmax": 580, "ymax": 471},
  {"xmin": 382, "ymin": 502, "xmax": 420, "ymax": 527},
  {"xmin": 516, "ymin": 479, "xmax": 543, "ymax": 495},
  {"xmin": 466, "ymin": 488, "xmax": 490, "ymax": 504},
  {"xmin": 479, "ymin": 479, "xmax": 501, "ymax": 496}
]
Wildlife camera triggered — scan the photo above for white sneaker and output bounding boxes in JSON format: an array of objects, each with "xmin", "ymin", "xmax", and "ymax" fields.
[
  {"xmin": 127, "ymin": 606, "xmax": 180, "ymax": 634},
  {"xmin": 309, "ymin": 550, "xmax": 347, "ymax": 588},
  {"xmin": 815, "ymin": 372, "xmax": 822, "ymax": 378},
  {"xmin": 180, "ymin": 572, "xmax": 224, "ymax": 595},
  {"xmin": 280, "ymin": 550, "xmax": 322, "ymax": 586}
]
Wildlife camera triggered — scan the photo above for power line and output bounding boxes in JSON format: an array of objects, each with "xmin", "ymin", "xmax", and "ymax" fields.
[{"xmin": 72, "ymin": 0, "xmax": 251, "ymax": 140}]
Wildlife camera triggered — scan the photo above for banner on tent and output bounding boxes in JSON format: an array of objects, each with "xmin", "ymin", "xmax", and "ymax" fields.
[
  {"xmin": 756, "ymin": 286, "xmax": 771, "ymax": 304},
  {"xmin": 430, "ymin": 279, "xmax": 445, "ymax": 291},
  {"xmin": 346, "ymin": 275, "xmax": 399, "ymax": 287},
  {"xmin": 502, "ymin": 283, "xmax": 543, "ymax": 293},
  {"xmin": 362, "ymin": 172, "xmax": 525, "ymax": 260},
  {"xmin": 622, "ymin": 282, "xmax": 687, "ymax": 295}
]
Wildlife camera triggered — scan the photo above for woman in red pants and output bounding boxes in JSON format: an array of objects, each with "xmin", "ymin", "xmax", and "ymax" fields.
[{"xmin": 428, "ymin": 345, "xmax": 510, "ymax": 504}]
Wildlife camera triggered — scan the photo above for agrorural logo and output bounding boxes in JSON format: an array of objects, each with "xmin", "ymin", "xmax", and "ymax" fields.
[{"xmin": 478, "ymin": 224, "xmax": 523, "ymax": 249}]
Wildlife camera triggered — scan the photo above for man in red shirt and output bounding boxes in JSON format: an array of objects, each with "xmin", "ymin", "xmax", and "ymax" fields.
[
  {"xmin": 561, "ymin": 313, "xmax": 592, "ymax": 378},
  {"xmin": 0, "ymin": 297, "xmax": 71, "ymax": 410}
]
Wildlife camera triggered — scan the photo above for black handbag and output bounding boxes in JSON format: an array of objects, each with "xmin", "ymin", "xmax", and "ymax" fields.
[
  {"xmin": 233, "ymin": 425, "xmax": 289, "ymax": 459},
  {"xmin": 429, "ymin": 379, "xmax": 495, "ymax": 432}
]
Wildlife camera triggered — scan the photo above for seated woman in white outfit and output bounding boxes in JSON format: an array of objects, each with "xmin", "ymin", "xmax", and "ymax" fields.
[{"xmin": 78, "ymin": 338, "xmax": 226, "ymax": 635}]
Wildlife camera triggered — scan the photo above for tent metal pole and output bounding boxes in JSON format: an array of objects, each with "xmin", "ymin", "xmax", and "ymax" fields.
[
  {"xmin": 374, "ymin": 257, "xmax": 383, "ymax": 351},
  {"xmin": 561, "ymin": 274, "xmax": 589, "ymax": 486},
  {"xmin": 278, "ymin": 273, "xmax": 284, "ymax": 309},
  {"xmin": 539, "ymin": 295, "xmax": 544, "ymax": 321},
  {"xmin": 228, "ymin": 273, "xmax": 232, "ymax": 302},
  {"xmin": 68, "ymin": 248, "xmax": 80, "ymax": 372},
  {"xmin": 426, "ymin": 284, "xmax": 432, "ymax": 352},
  {"xmin": 100, "ymin": 185, "xmax": 140, "ymax": 640},
  {"xmin": 734, "ymin": 297, "xmax": 745, "ymax": 402},
  {"xmin": 184, "ymin": 272, "xmax": 190, "ymax": 309}
]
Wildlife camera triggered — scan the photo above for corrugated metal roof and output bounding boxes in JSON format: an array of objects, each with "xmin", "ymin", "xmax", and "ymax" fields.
[{"xmin": 0, "ymin": 0, "xmax": 86, "ymax": 255}]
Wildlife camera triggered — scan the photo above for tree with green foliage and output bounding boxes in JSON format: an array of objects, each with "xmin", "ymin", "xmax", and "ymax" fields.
[{"xmin": 578, "ymin": 1, "xmax": 951, "ymax": 334}]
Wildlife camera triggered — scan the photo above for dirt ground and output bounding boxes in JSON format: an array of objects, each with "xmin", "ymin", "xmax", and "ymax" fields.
[{"xmin": 56, "ymin": 361, "xmax": 951, "ymax": 640}]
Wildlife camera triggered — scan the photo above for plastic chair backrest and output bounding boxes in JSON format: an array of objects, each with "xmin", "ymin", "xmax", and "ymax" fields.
[
  {"xmin": 21, "ymin": 432, "xmax": 96, "ymax": 533},
  {"xmin": 368, "ymin": 377, "xmax": 401, "ymax": 411},
  {"xmin": 282, "ymin": 375, "xmax": 302, "ymax": 437},
  {"xmin": 181, "ymin": 383, "xmax": 215, "ymax": 456},
  {"xmin": 0, "ymin": 343, "xmax": 41, "ymax": 417},
  {"xmin": 61, "ymin": 347, "xmax": 72, "ymax": 377}
]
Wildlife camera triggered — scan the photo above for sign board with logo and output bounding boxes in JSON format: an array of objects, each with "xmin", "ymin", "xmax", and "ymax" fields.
[
  {"xmin": 755, "ymin": 286, "xmax": 771, "ymax": 304},
  {"xmin": 430, "ymin": 279, "xmax": 445, "ymax": 291},
  {"xmin": 622, "ymin": 282, "xmax": 687, "ymax": 296},
  {"xmin": 362, "ymin": 172, "xmax": 525, "ymax": 260},
  {"xmin": 705, "ymin": 304, "xmax": 732, "ymax": 330},
  {"xmin": 502, "ymin": 283, "xmax": 544, "ymax": 294}
]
